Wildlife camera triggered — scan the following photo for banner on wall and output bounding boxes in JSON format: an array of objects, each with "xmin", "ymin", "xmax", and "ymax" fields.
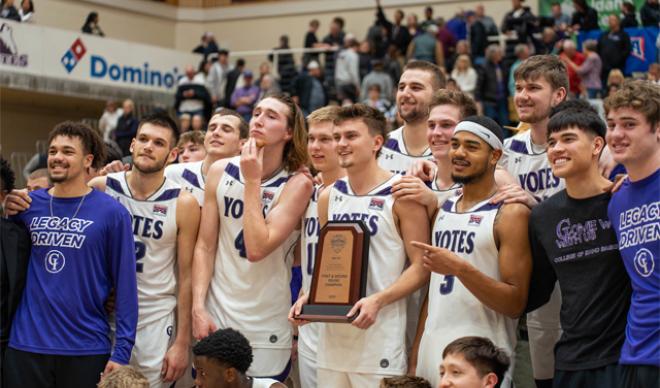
[
  {"xmin": 577, "ymin": 26, "xmax": 659, "ymax": 74},
  {"xmin": 539, "ymin": 0, "xmax": 647, "ymax": 30},
  {"xmin": 0, "ymin": 20, "xmax": 201, "ymax": 92}
]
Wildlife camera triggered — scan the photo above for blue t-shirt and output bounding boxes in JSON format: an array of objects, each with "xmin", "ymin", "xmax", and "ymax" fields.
[
  {"xmin": 608, "ymin": 168, "xmax": 660, "ymax": 366},
  {"xmin": 10, "ymin": 188, "xmax": 138, "ymax": 364}
]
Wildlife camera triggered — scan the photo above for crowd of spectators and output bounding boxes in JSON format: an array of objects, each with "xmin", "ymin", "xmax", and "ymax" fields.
[{"xmin": 0, "ymin": 0, "xmax": 33, "ymax": 23}]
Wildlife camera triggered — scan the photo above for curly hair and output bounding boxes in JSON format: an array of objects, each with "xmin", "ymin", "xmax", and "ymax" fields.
[
  {"xmin": 0, "ymin": 157, "xmax": 15, "ymax": 193},
  {"xmin": 97, "ymin": 365, "xmax": 149, "ymax": 388},
  {"xmin": 47, "ymin": 121, "xmax": 107, "ymax": 170},
  {"xmin": 604, "ymin": 80, "xmax": 660, "ymax": 129},
  {"xmin": 193, "ymin": 328, "xmax": 253, "ymax": 374},
  {"xmin": 381, "ymin": 375, "xmax": 432, "ymax": 388}
]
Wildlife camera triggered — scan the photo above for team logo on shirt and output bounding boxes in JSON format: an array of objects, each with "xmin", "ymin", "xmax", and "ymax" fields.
[
  {"xmin": 468, "ymin": 215, "xmax": 483, "ymax": 226},
  {"xmin": 369, "ymin": 198, "xmax": 384, "ymax": 211},
  {"xmin": 633, "ymin": 248, "xmax": 655, "ymax": 278},
  {"xmin": 44, "ymin": 250, "xmax": 66, "ymax": 274},
  {"xmin": 153, "ymin": 204, "xmax": 168, "ymax": 216},
  {"xmin": 262, "ymin": 190, "xmax": 274, "ymax": 204}
]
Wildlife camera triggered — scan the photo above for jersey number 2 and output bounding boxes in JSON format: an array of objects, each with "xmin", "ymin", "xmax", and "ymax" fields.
[{"xmin": 135, "ymin": 241, "xmax": 146, "ymax": 273}]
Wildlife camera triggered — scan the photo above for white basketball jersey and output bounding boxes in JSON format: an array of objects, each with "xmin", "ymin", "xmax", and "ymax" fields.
[
  {"xmin": 251, "ymin": 378, "xmax": 279, "ymax": 388},
  {"xmin": 299, "ymin": 185, "xmax": 322, "ymax": 361},
  {"xmin": 501, "ymin": 130, "xmax": 564, "ymax": 201},
  {"xmin": 427, "ymin": 169, "xmax": 463, "ymax": 206},
  {"xmin": 416, "ymin": 196, "xmax": 517, "ymax": 388},
  {"xmin": 317, "ymin": 175, "xmax": 408, "ymax": 375},
  {"xmin": 105, "ymin": 172, "xmax": 179, "ymax": 328},
  {"xmin": 206, "ymin": 156, "xmax": 294, "ymax": 353},
  {"xmin": 378, "ymin": 127, "xmax": 435, "ymax": 175},
  {"xmin": 165, "ymin": 160, "xmax": 205, "ymax": 206}
]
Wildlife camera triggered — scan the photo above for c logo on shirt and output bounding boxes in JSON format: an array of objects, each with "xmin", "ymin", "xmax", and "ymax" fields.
[
  {"xmin": 634, "ymin": 248, "xmax": 655, "ymax": 278},
  {"xmin": 44, "ymin": 250, "xmax": 66, "ymax": 274}
]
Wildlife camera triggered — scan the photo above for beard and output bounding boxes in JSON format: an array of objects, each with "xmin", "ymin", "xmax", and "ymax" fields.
[
  {"xmin": 133, "ymin": 156, "xmax": 168, "ymax": 174},
  {"xmin": 451, "ymin": 166, "xmax": 488, "ymax": 185},
  {"xmin": 517, "ymin": 103, "xmax": 553, "ymax": 124},
  {"xmin": 398, "ymin": 102, "xmax": 429, "ymax": 123}
]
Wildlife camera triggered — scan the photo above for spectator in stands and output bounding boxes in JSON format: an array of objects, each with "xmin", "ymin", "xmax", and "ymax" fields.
[
  {"xmin": 358, "ymin": 40, "xmax": 373, "ymax": 81},
  {"xmin": 302, "ymin": 19, "xmax": 321, "ymax": 67},
  {"xmin": 224, "ymin": 58, "xmax": 245, "ymax": 108},
  {"xmin": 179, "ymin": 113, "xmax": 191, "ymax": 133},
  {"xmin": 365, "ymin": 17, "xmax": 389, "ymax": 59},
  {"xmin": 258, "ymin": 74, "xmax": 279, "ymax": 101},
  {"xmin": 191, "ymin": 115, "xmax": 205, "ymax": 132},
  {"xmin": 361, "ymin": 58, "xmax": 393, "ymax": 102},
  {"xmin": 175, "ymin": 64, "xmax": 212, "ymax": 120},
  {"xmin": 384, "ymin": 43, "xmax": 403, "ymax": 87},
  {"xmin": 99, "ymin": 100, "xmax": 123, "ymax": 142},
  {"xmin": 362, "ymin": 84, "xmax": 391, "ymax": 114},
  {"xmin": 436, "ymin": 18, "xmax": 457, "ymax": 69},
  {"xmin": 606, "ymin": 69, "xmax": 625, "ymax": 96},
  {"xmin": 640, "ymin": 0, "xmax": 659, "ymax": 27},
  {"xmin": 466, "ymin": 11, "xmax": 488, "ymax": 66},
  {"xmin": 598, "ymin": 15, "xmax": 631, "ymax": 87},
  {"xmin": 0, "ymin": 0, "xmax": 20, "ymax": 21},
  {"xmin": 192, "ymin": 32, "xmax": 219, "ymax": 60},
  {"xmin": 561, "ymin": 39, "xmax": 602, "ymax": 98},
  {"xmin": 177, "ymin": 130, "xmax": 206, "ymax": 164},
  {"xmin": 26, "ymin": 168, "xmax": 49, "ymax": 191},
  {"xmin": 476, "ymin": 45, "xmax": 509, "ymax": 127},
  {"xmin": 559, "ymin": 40, "xmax": 585, "ymax": 98},
  {"xmin": 508, "ymin": 43, "xmax": 531, "ymax": 97},
  {"xmin": 446, "ymin": 39, "xmax": 469, "ymax": 73},
  {"xmin": 538, "ymin": 26, "xmax": 559, "ymax": 54},
  {"xmin": 407, "ymin": 13, "xmax": 422, "ymax": 38},
  {"xmin": 551, "ymin": 2, "xmax": 571, "ymax": 31},
  {"xmin": 408, "ymin": 24, "xmax": 444, "ymax": 67},
  {"xmin": 206, "ymin": 49, "xmax": 230, "ymax": 108},
  {"xmin": 82, "ymin": 11, "xmax": 104, "ymax": 37},
  {"xmin": 335, "ymin": 35, "xmax": 361, "ymax": 104},
  {"xmin": 621, "ymin": 2, "xmax": 639, "ymax": 28},
  {"xmin": 375, "ymin": 0, "xmax": 411, "ymax": 60},
  {"xmin": 476, "ymin": 4, "xmax": 499, "ymax": 36},
  {"xmin": 292, "ymin": 60, "xmax": 326, "ymax": 116},
  {"xmin": 446, "ymin": 11, "xmax": 467, "ymax": 41},
  {"xmin": 501, "ymin": 0, "xmax": 537, "ymax": 48},
  {"xmin": 322, "ymin": 17, "xmax": 345, "ymax": 100},
  {"xmin": 451, "ymin": 54, "xmax": 478, "ymax": 97},
  {"xmin": 230, "ymin": 70, "xmax": 259, "ymax": 122},
  {"xmin": 114, "ymin": 99, "xmax": 138, "ymax": 157},
  {"xmin": 18, "ymin": 0, "xmax": 33, "ymax": 23},
  {"xmin": 648, "ymin": 63, "xmax": 660, "ymax": 84},
  {"xmin": 571, "ymin": 0, "xmax": 599, "ymax": 31},
  {"xmin": 98, "ymin": 366, "xmax": 149, "ymax": 388},
  {"xmin": 421, "ymin": 6, "xmax": 436, "ymax": 30},
  {"xmin": 269, "ymin": 35, "xmax": 297, "ymax": 95}
]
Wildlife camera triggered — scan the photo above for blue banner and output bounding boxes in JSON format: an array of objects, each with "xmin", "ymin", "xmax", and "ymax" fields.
[{"xmin": 577, "ymin": 27, "xmax": 659, "ymax": 75}]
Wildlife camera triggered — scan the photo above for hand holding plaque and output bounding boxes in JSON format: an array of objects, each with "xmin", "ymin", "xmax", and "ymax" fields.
[{"xmin": 295, "ymin": 221, "xmax": 369, "ymax": 323}]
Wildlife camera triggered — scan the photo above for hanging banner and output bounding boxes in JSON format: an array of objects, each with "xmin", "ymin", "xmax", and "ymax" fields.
[
  {"xmin": 539, "ymin": 0, "xmax": 647, "ymax": 30},
  {"xmin": 576, "ymin": 26, "xmax": 659, "ymax": 74}
]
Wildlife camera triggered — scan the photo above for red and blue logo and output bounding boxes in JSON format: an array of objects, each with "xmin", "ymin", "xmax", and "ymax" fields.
[{"xmin": 61, "ymin": 38, "xmax": 86, "ymax": 73}]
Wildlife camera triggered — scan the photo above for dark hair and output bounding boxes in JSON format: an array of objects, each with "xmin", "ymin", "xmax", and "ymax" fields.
[
  {"xmin": 443, "ymin": 336, "xmax": 511, "ymax": 388},
  {"xmin": 604, "ymin": 80, "xmax": 660, "ymax": 129},
  {"xmin": 84, "ymin": 11, "xmax": 98, "ymax": 26},
  {"xmin": 212, "ymin": 108, "xmax": 249, "ymax": 139},
  {"xmin": 193, "ymin": 328, "xmax": 253, "ymax": 374},
  {"xmin": 513, "ymin": 55, "xmax": 569, "ymax": 92},
  {"xmin": 381, "ymin": 375, "xmax": 432, "ymax": 388},
  {"xmin": 403, "ymin": 60, "xmax": 447, "ymax": 90},
  {"xmin": 548, "ymin": 100, "xmax": 606, "ymax": 138},
  {"xmin": 622, "ymin": 2, "xmax": 635, "ymax": 13},
  {"xmin": 335, "ymin": 103, "xmax": 387, "ymax": 157},
  {"xmin": 430, "ymin": 90, "xmax": 478, "ymax": 119},
  {"xmin": 137, "ymin": 113, "xmax": 180, "ymax": 148},
  {"xmin": 332, "ymin": 17, "xmax": 345, "ymax": 29},
  {"xmin": 178, "ymin": 130, "xmax": 205, "ymax": 149},
  {"xmin": 310, "ymin": 19, "xmax": 319, "ymax": 28},
  {"xmin": 48, "ymin": 121, "xmax": 106, "ymax": 170},
  {"xmin": 21, "ymin": 0, "xmax": 34, "ymax": 13},
  {"xmin": 236, "ymin": 58, "xmax": 246, "ymax": 67},
  {"xmin": 0, "ymin": 157, "xmax": 15, "ymax": 193},
  {"xmin": 551, "ymin": 2, "xmax": 561, "ymax": 6}
]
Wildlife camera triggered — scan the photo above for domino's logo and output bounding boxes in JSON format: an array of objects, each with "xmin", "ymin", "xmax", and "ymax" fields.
[{"xmin": 61, "ymin": 38, "xmax": 87, "ymax": 73}]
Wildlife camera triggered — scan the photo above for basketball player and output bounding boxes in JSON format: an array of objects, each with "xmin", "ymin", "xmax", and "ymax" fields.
[
  {"xmin": 165, "ymin": 109, "xmax": 248, "ymax": 205},
  {"xmin": 292, "ymin": 104, "xmax": 431, "ymax": 386},
  {"xmin": 439, "ymin": 336, "xmax": 511, "ymax": 388},
  {"xmin": 495, "ymin": 55, "xmax": 568, "ymax": 388},
  {"xmin": 192, "ymin": 94, "xmax": 312, "ymax": 380},
  {"xmin": 177, "ymin": 130, "xmax": 207, "ymax": 163},
  {"xmin": 527, "ymin": 100, "xmax": 632, "ymax": 387},
  {"xmin": 605, "ymin": 81, "xmax": 660, "ymax": 385},
  {"xmin": 378, "ymin": 60, "xmax": 446, "ymax": 175},
  {"xmin": 411, "ymin": 116, "xmax": 532, "ymax": 388},
  {"xmin": 193, "ymin": 328, "xmax": 286, "ymax": 388},
  {"xmin": 3, "ymin": 122, "xmax": 138, "ymax": 387},
  {"xmin": 294, "ymin": 106, "xmax": 345, "ymax": 388}
]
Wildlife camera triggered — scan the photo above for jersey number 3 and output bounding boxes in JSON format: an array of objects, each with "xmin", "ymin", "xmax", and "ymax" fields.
[{"xmin": 439, "ymin": 275, "xmax": 454, "ymax": 295}]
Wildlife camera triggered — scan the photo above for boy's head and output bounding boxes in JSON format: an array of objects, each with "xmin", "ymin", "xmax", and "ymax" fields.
[
  {"xmin": 177, "ymin": 130, "xmax": 207, "ymax": 163},
  {"xmin": 192, "ymin": 328, "xmax": 253, "ymax": 388},
  {"xmin": 547, "ymin": 99, "xmax": 607, "ymax": 178},
  {"xmin": 307, "ymin": 106, "xmax": 341, "ymax": 173},
  {"xmin": 334, "ymin": 103, "xmax": 387, "ymax": 164},
  {"xmin": 27, "ymin": 168, "xmax": 51, "ymax": 191},
  {"xmin": 428, "ymin": 90, "xmax": 479, "ymax": 160},
  {"xmin": 440, "ymin": 336, "xmax": 510, "ymax": 388},
  {"xmin": 131, "ymin": 113, "xmax": 181, "ymax": 174},
  {"xmin": 380, "ymin": 375, "xmax": 432, "ymax": 388},
  {"xmin": 513, "ymin": 55, "xmax": 568, "ymax": 124},
  {"xmin": 205, "ymin": 109, "xmax": 248, "ymax": 159},
  {"xmin": 97, "ymin": 365, "xmax": 149, "ymax": 388}
]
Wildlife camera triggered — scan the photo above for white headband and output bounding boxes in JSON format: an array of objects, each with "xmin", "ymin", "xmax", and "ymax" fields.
[{"xmin": 453, "ymin": 121, "xmax": 503, "ymax": 150}]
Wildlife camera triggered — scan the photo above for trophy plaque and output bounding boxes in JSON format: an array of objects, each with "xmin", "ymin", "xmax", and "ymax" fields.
[{"xmin": 296, "ymin": 221, "xmax": 369, "ymax": 323}]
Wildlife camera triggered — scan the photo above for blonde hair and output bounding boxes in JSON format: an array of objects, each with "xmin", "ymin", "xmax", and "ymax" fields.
[
  {"xmin": 607, "ymin": 69, "xmax": 625, "ymax": 87},
  {"xmin": 97, "ymin": 366, "xmax": 149, "ymax": 388},
  {"xmin": 307, "ymin": 106, "xmax": 341, "ymax": 126}
]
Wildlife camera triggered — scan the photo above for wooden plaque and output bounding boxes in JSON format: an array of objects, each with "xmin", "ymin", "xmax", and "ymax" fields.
[{"xmin": 296, "ymin": 221, "xmax": 369, "ymax": 323}]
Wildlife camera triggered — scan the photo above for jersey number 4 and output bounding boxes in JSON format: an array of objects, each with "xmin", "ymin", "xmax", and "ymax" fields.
[{"xmin": 235, "ymin": 230, "xmax": 247, "ymax": 258}]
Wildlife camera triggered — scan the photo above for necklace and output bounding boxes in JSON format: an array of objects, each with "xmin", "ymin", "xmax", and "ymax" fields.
[{"xmin": 49, "ymin": 190, "xmax": 89, "ymax": 222}]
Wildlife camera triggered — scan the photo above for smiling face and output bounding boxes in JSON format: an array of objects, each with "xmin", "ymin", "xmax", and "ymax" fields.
[
  {"xmin": 449, "ymin": 131, "xmax": 499, "ymax": 185},
  {"xmin": 428, "ymin": 104, "xmax": 462, "ymax": 160},
  {"xmin": 308, "ymin": 121, "xmax": 339, "ymax": 173},
  {"xmin": 131, "ymin": 123, "xmax": 177, "ymax": 174},
  {"xmin": 47, "ymin": 135, "xmax": 93, "ymax": 184},
  {"xmin": 547, "ymin": 126, "xmax": 603, "ymax": 179},
  {"xmin": 333, "ymin": 119, "xmax": 383, "ymax": 170},
  {"xmin": 249, "ymin": 97, "xmax": 292, "ymax": 148},
  {"xmin": 514, "ymin": 76, "xmax": 565, "ymax": 125},
  {"xmin": 606, "ymin": 107, "xmax": 660, "ymax": 167},
  {"xmin": 397, "ymin": 69, "xmax": 435, "ymax": 124},
  {"xmin": 204, "ymin": 114, "xmax": 243, "ymax": 158},
  {"xmin": 440, "ymin": 353, "xmax": 498, "ymax": 388}
]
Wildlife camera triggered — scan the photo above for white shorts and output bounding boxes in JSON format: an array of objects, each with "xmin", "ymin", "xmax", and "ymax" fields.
[
  {"xmin": 527, "ymin": 283, "xmax": 562, "ymax": 380},
  {"xmin": 317, "ymin": 367, "xmax": 388, "ymax": 388},
  {"xmin": 249, "ymin": 348, "xmax": 290, "ymax": 378},
  {"xmin": 130, "ymin": 311, "xmax": 175, "ymax": 387},
  {"xmin": 298, "ymin": 350, "xmax": 317, "ymax": 388}
]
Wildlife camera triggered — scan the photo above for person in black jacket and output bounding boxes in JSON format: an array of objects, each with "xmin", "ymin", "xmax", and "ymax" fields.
[
  {"xmin": 375, "ymin": 0, "xmax": 411, "ymax": 60},
  {"xmin": 114, "ymin": 99, "xmax": 139, "ymax": 157},
  {"xmin": 621, "ymin": 2, "xmax": 639, "ymax": 28},
  {"xmin": 269, "ymin": 35, "xmax": 298, "ymax": 95},
  {"xmin": 0, "ymin": 157, "xmax": 31, "ymax": 380},
  {"xmin": 466, "ymin": 11, "xmax": 488, "ymax": 65},
  {"xmin": 476, "ymin": 45, "xmax": 510, "ymax": 128},
  {"xmin": 571, "ymin": 0, "xmax": 599, "ymax": 31},
  {"xmin": 291, "ymin": 61, "xmax": 326, "ymax": 116},
  {"xmin": 0, "ymin": 0, "xmax": 20, "ymax": 21},
  {"xmin": 598, "ymin": 15, "xmax": 631, "ymax": 87},
  {"xmin": 224, "ymin": 58, "xmax": 245, "ymax": 109},
  {"xmin": 81, "ymin": 11, "xmax": 104, "ymax": 37},
  {"xmin": 640, "ymin": 0, "xmax": 660, "ymax": 27}
]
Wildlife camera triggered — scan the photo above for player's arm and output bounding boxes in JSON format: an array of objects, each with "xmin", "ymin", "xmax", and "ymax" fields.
[
  {"xmin": 87, "ymin": 175, "xmax": 108, "ymax": 191},
  {"xmin": 348, "ymin": 199, "xmax": 431, "ymax": 329},
  {"xmin": 162, "ymin": 191, "xmax": 200, "ymax": 382},
  {"xmin": 408, "ymin": 293, "xmax": 428, "ymax": 375},
  {"xmin": 525, "ymin": 210, "xmax": 557, "ymax": 312},
  {"xmin": 191, "ymin": 159, "xmax": 226, "ymax": 340},
  {"xmin": 491, "ymin": 168, "xmax": 538, "ymax": 208},
  {"xmin": 391, "ymin": 175, "xmax": 439, "ymax": 219}
]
